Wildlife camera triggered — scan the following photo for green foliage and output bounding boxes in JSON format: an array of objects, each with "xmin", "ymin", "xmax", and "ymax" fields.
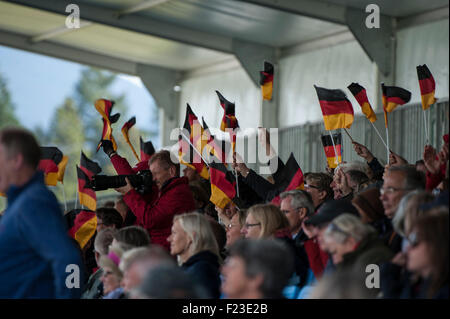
[{"xmin": 0, "ymin": 73, "xmax": 19, "ymax": 129}]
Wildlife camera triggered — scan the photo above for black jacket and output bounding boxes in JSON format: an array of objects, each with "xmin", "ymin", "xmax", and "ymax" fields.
[
  {"xmin": 380, "ymin": 262, "xmax": 449, "ymax": 299},
  {"xmin": 181, "ymin": 250, "xmax": 221, "ymax": 299}
]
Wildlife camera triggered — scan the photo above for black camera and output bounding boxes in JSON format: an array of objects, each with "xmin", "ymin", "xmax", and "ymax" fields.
[{"xmin": 88, "ymin": 170, "xmax": 153, "ymax": 194}]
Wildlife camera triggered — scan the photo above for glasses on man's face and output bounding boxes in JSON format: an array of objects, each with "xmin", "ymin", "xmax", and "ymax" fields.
[
  {"xmin": 226, "ymin": 223, "xmax": 239, "ymax": 230},
  {"xmin": 380, "ymin": 186, "xmax": 412, "ymax": 195},
  {"xmin": 305, "ymin": 184, "xmax": 320, "ymax": 190},
  {"xmin": 243, "ymin": 223, "xmax": 261, "ymax": 229},
  {"xmin": 281, "ymin": 207, "xmax": 302, "ymax": 215}
]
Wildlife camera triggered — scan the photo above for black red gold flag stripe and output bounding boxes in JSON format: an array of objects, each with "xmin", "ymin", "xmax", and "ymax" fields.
[
  {"xmin": 121, "ymin": 116, "xmax": 139, "ymax": 161},
  {"xmin": 38, "ymin": 146, "xmax": 63, "ymax": 186},
  {"xmin": 314, "ymin": 85, "xmax": 354, "ymax": 131},
  {"xmin": 202, "ymin": 117, "xmax": 230, "ymax": 164},
  {"xmin": 417, "ymin": 64, "xmax": 437, "ymax": 110},
  {"xmin": 179, "ymin": 104, "xmax": 209, "ymax": 179},
  {"xmin": 347, "ymin": 83, "xmax": 377, "ymax": 123},
  {"xmin": 216, "ymin": 91, "xmax": 239, "ymax": 131},
  {"xmin": 271, "ymin": 153, "xmax": 304, "ymax": 205},
  {"xmin": 65, "ymin": 209, "xmax": 97, "ymax": 249},
  {"xmin": 321, "ymin": 133, "xmax": 342, "ymax": 169},
  {"xmin": 80, "ymin": 151, "xmax": 102, "ymax": 179},
  {"xmin": 381, "ymin": 83, "xmax": 411, "ymax": 113},
  {"xmin": 140, "ymin": 137, "xmax": 155, "ymax": 162},
  {"xmin": 76, "ymin": 165, "xmax": 97, "ymax": 212},
  {"xmin": 260, "ymin": 61, "xmax": 274, "ymax": 101},
  {"xmin": 209, "ymin": 160, "xmax": 236, "ymax": 209},
  {"xmin": 94, "ymin": 99, "xmax": 120, "ymax": 124}
]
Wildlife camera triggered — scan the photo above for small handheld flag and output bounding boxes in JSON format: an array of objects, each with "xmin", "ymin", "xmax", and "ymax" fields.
[
  {"xmin": 121, "ymin": 116, "xmax": 139, "ymax": 161},
  {"xmin": 321, "ymin": 133, "xmax": 342, "ymax": 169},
  {"xmin": 417, "ymin": 64, "xmax": 437, "ymax": 110},
  {"xmin": 314, "ymin": 85, "xmax": 354, "ymax": 131},
  {"xmin": 260, "ymin": 61, "xmax": 274, "ymax": 101}
]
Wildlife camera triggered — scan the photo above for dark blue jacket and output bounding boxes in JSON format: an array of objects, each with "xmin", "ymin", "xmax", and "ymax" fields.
[
  {"xmin": 0, "ymin": 172, "xmax": 84, "ymax": 298},
  {"xmin": 181, "ymin": 250, "xmax": 221, "ymax": 298}
]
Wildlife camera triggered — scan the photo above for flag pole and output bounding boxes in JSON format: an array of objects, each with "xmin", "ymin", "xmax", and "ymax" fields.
[
  {"xmin": 75, "ymin": 188, "xmax": 79, "ymax": 210},
  {"xmin": 370, "ymin": 121, "xmax": 388, "ymax": 149},
  {"xmin": 180, "ymin": 131, "xmax": 210, "ymax": 167},
  {"xmin": 232, "ymin": 133, "xmax": 240, "ymax": 198},
  {"xmin": 422, "ymin": 109, "xmax": 430, "ymax": 145},
  {"xmin": 343, "ymin": 128, "xmax": 354, "ymax": 143},
  {"xmin": 328, "ymin": 131, "xmax": 340, "ymax": 165},
  {"xmin": 385, "ymin": 125, "xmax": 390, "ymax": 164},
  {"xmin": 61, "ymin": 183, "xmax": 68, "ymax": 213}
]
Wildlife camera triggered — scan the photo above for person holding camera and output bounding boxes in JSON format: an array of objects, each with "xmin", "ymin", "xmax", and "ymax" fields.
[{"xmin": 112, "ymin": 149, "xmax": 196, "ymax": 251}]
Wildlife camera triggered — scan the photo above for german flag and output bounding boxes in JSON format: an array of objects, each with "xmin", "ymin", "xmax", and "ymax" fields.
[
  {"xmin": 97, "ymin": 118, "xmax": 118, "ymax": 152},
  {"xmin": 202, "ymin": 117, "xmax": 230, "ymax": 164},
  {"xmin": 77, "ymin": 152, "xmax": 101, "ymax": 211},
  {"xmin": 178, "ymin": 104, "xmax": 209, "ymax": 179},
  {"xmin": 260, "ymin": 61, "xmax": 274, "ymax": 100},
  {"xmin": 65, "ymin": 209, "xmax": 97, "ymax": 249},
  {"xmin": 80, "ymin": 152, "xmax": 102, "ymax": 178},
  {"xmin": 216, "ymin": 91, "xmax": 239, "ymax": 131},
  {"xmin": 95, "ymin": 99, "xmax": 120, "ymax": 124},
  {"xmin": 209, "ymin": 160, "xmax": 236, "ymax": 209},
  {"xmin": 76, "ymin": 166, "xmax": 97, "ymax": 211},
  {"xmin": 95, "ymin": 99, "xmax": 120, "ymax": 152},
  {"xmin": 314, "ymin": 86, "xmax": 354, "ymax": 131},
  {"xmin": 381, "ymin": 83, "xmax": 411, "ymax": 113},
  {"xmin": 417, "ymin": 64, "xmax": 437, "ymax": 110},
  {"xmin": 271, "ymin": 153, "xmax": 304, "ymax": 205},
  {"xmin": 140, "ymin": 137, "xmax": 155, "ymax": 162},
  {"xmin": 348, "ymin": 83, "xmax": 377, "ymax": 123},
  {"xmin": 38, "ymin": 147, "xmax": 63, "ymax": 186},
  {"xmin": 57, "ymin": 155, "xmax": 69, "ymax": 184},
  {"xmin": 321, "ymin": 133, "xmax": 342, "ymax": 169},
  {"xmin": 121, "ymin": 116, "xmax": 139, "ymax": 161}
]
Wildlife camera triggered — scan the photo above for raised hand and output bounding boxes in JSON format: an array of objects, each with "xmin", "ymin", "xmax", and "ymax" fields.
[
  {"xmin": 352, "ymin": 141, "xmax": 374, "ymax": 162},
  {"xmin": 423, "ymin": 145, "xmax": 440, "ymax": 174},
  {"xmin": 389, "ymin": 151, "xmax": 408, "ymax": 167}
]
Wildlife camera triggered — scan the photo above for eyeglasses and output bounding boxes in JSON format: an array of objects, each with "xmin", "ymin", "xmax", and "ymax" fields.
[
  {"xmin": 305, "ymin": 184, "xmax": 320, "ymax": 190},
  {"xmin": 226, "ymin": 223, "xmax": 239, "ymax": 230},
  {"xmin": 406, "ymin": 232, "xmax": 420, "ymax": 248},
  {"xmin": 380, "ymin": 186, "xmax": 413, "ymax": 195},
  {"xmin": 243, "ymin": 223, "xmax": 261, "ymax": 229}
]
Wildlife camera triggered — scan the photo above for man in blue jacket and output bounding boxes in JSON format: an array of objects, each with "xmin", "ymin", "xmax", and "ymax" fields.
[{"xmin": 0, "ymin": 127, "xmax": 84, "ymax": 298}]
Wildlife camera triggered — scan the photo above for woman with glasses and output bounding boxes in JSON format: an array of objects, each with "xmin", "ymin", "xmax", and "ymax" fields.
[
  {"xmin": 323, "ymin": 214, "xmax": 393, "ymax": 274},
  {"xmin": 381, "ymin": 207, "xmax": 448, "ymax": 299},
  {"xmin": 241, "ymin": 204, "xmax": 310, "ymax": 293}
]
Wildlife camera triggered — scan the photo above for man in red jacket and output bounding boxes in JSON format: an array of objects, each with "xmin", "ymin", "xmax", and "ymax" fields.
[{"xmin": 113, "ymin": 150, "xmax": 196, "ymax": 251}]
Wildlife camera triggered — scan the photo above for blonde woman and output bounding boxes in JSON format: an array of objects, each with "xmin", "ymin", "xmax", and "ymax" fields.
[
  {"xmin": 241, "ymin": 204, "xmax": 290, "ymax": 239},
  {"xmin": 167, "ymin": 212, "xmax": 221, "ymax": 298}
]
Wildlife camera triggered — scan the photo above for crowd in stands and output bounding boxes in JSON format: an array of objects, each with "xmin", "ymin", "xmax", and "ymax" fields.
[{"xmin": 0, "ymin": 126, "xmax": 448, "ymax": 299}]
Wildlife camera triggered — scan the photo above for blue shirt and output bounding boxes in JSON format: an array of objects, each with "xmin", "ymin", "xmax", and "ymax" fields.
[{"xmin": 0, "ymin": 172, "xmax": 84, "ymax": 298}]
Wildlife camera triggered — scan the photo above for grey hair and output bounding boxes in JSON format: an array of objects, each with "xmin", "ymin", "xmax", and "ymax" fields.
[
  {"xmin": 280, "ymin": 190, "xmax": 315, "ymax": 217},
  {"xmin": 337, "ymin": 161, "xmax": 371, "ymax": 177},
  {"xmin": 392, "ymin": 190, "xmax": 435, "ymax": 237},
  {"xmin": 324, "ymin": 213, "xmax": 374, "ymax": 244},
  {"xmin": 387, "ymin": 165, "xmax": 426, "ymax": 190},
  {"xmin": 94, "ymin": 228, "xmax": 117, "ymax": 256},
  {"xmin": 119, "ymin": 245, "xmax": 174, "ymax": 273}
]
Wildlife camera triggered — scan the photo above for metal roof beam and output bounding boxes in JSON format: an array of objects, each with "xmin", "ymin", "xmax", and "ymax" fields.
[
  {"xmin": 0, "ymin": 29, "xmax": 138, "ymax": 75},
  {"xmin": 5, "ymin": 0, "xmax": 233, "ymax": 53},
  {"xmin": 237, "ymin": 0, "xmax": 395, "ymax": 77}
]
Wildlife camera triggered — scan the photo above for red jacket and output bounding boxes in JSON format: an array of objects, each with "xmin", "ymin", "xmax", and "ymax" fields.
[
  {"xmin": 124, "ymin": 177, "xmax": 195, "ymax": 250},
  {"xmin": 304, "ymin": 238, "xmax": 329, "ymax": 279},
  {"xmin": 111, "ymin": 154, "xmax": 196, "ymax": 250},
  {"xmin": 426, "ymin": 162, "xmax": 446, "ymax": 191}
]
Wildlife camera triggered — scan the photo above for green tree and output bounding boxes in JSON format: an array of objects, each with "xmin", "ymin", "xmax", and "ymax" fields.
[
  {"xmin": 46, "ymin": 98, "xmax": 85, "ymax": 205},
  {"xmin": 0, "ymin": 72, "xmax": 19, "ymax": 129}
]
